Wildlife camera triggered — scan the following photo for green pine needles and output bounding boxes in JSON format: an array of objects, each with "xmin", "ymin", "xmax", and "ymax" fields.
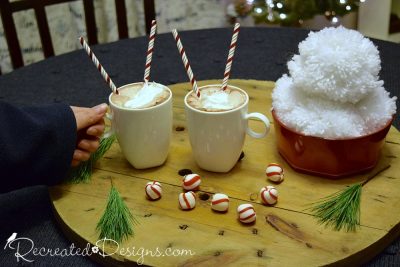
[
  {"xmin": 308, "ymin": 165, "xmax": 391, "ymax": 232},
  {"xmin": 96, "ymin": 184, "xmax": 139, "ymax": 243},
  {"xmin": 67, "ymin": 135, "xmax": 116, "ymax": 183},
  {"xmin": 309, "ymin": 183, "xmax": 362, "ymax": 232}
]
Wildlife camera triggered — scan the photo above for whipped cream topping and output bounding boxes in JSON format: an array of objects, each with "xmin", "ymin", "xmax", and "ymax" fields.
[
  {"xmin": 186, "ymin": 86, "xmax": 246, "ymax": 112},
  {"xmin": 201, "ymin": 90, "xmax": 236, "ymax": 110},
  {"xmin": 124, "ymin": 82, "xmax": 164, "ymax": 108}
]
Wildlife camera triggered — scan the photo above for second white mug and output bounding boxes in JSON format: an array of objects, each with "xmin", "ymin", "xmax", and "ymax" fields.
[{"xmin": 184, "ymin": 84, "xmax": 270, "ymax": 172}]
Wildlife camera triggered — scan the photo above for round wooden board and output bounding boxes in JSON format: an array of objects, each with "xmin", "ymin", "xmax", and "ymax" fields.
[{"xmin": 50, "ymin": 80, "xmax": 400, "ymax": 267}]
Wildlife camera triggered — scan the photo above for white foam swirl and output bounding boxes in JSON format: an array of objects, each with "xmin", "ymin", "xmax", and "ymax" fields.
[
  {"xmin": 124, "ymin": 82, "xmax": 164, "ymax": 108},
  {"xmin": 201, "ymin": 91, "xmax": 235, "ymax": 110}
]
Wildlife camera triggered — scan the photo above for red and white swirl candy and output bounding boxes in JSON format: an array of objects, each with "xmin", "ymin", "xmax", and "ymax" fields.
[
  {"xmin": 182, "ymin": 173, "xmax": 201, "ymax": 191},
  {"xmin": 145, "ymin": 181, "xmax": 162, "ymax": 200},
  {"xmin": 179, "ymin": 191, "xmax": 196, "ymax": 210},
  {"xmin": 260, "ymin": 185, "xmax": 278, "ymax": 205},
  {"xmin": 211, "ymin": 193, "xmax": 229, "ymax": 212},
  {"xmin": 266, "ymin": 163, "xmax": 284, "ymax": 183},
  {"xmin": 237, "ymin": 203, "xmax": 256, "ymax": 224}
]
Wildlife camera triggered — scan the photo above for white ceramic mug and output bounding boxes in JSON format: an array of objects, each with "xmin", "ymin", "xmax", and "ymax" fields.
[
  {"xmin": 184, "ymin": 84, "xmax": 270, "ymax": 172},
  {"xmin": 107, "ymin": 82, "xmax": 173, "ymax": 169}
]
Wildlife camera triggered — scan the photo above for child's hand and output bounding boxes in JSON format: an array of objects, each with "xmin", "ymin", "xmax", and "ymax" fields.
[{"xmin": 70, "ymin": 104, "xmax": 107, "ymax": 166}]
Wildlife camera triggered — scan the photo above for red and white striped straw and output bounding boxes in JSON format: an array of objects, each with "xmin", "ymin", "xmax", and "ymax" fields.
[
  {"xmin": 221, "ymin": 23, "xmax": 240, "ymax": 91},
  {"xmin": 172, "ymin": 29, "xmax": 200, "ymax": 98},
  {"xmin": 144, "ymin": 20, "xmax": 157, "ymax": 82},
  {"xmin": 79, "ymin": 37, "xmax": 118, "ymax": 94}
]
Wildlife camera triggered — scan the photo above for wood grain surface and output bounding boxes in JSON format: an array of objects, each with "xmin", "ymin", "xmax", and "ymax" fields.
[{"xmin": 49, "ymin": 80, "xmax": 400, "ymax": 267}]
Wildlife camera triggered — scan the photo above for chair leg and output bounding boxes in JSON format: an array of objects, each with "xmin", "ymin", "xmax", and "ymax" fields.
[
  {"xmin": 0, "ymin": 0, "xmax": 24, "ymax": 69},
  {"xmin": 143, "ymin": 0, "xmax": 156, "ymax": 35},
  {"xmin": 115, "ymin": 0, "xmax": 128, "ymax": 39}
]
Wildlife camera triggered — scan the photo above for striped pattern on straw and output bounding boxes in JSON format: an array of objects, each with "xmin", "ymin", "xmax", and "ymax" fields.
[
  {"xmin": 222, "ymin": 23, "xmax": 240, "ymax": 91},
  {"xmin": 172, "ymin": 29, "xmax": 200, "ymax": 98},
  {"xmin": 144, "ymin": 20, "xmax": 157, "ymax": 82},
  {"xmin": 79, "ymin": 37, "xmax": 118, "ymax": 94}
]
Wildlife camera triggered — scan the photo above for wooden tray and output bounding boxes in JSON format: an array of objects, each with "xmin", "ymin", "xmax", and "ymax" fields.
[{"xmin": 49, "ymin": 80, "xmax": 400, "ymax": 266}]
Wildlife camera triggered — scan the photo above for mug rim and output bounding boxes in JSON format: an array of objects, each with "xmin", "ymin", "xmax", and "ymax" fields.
[
  {"xmin": 184, "ymin": 84, "xmax": 249, "ymax": 114},
  {"xmin": 108, "ymin": 82, "xmax": 172, "ymax": 111}
]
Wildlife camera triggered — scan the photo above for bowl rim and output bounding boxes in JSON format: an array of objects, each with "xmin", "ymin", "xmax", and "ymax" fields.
[{"xmin": 271, "ymin": 109, "xmax": 394, "ymax": 141}]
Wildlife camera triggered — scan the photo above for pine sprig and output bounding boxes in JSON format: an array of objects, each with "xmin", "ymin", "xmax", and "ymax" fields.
[
  {"xmin": 67, "ymin": 135, "xmax": 116, "ymax": 183},
  {"xmin": 96, "ymin": 183, "xmax": 139, "ymax": 243},
  {"xmin": 308, "ymin": 165, "xmax": 390, "ymax": 232},
  {"xmin": 309, "ymin": 183, "xmax": 362, "ymax": 231}
]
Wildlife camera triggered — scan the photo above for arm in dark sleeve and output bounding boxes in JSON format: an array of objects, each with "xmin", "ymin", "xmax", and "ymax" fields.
[{"xmin": 0, "ymin": 101, "xmax": 77, "ymax": 193}]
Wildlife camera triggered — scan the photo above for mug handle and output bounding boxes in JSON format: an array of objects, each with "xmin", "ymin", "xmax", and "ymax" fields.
[
  {"xmin": 244, "ymin": 112, "xmax": 270, "ymax": 139},
  {"xmin": 103, "ymin": 111, "xmax": 115, "ymax": 138}
]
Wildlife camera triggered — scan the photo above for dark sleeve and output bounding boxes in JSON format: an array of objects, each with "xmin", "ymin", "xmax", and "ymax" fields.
[{"xmin": 0, "ymin": 101, "xmax": 77, "ymax": 193}]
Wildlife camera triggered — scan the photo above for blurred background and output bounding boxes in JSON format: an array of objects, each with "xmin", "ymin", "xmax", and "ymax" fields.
[{"xmin": 0, "ymin": 0, "xmax": 399, "ymax": 74}]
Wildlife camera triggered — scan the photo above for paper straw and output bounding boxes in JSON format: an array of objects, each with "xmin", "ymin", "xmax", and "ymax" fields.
[
  {"xmin": 221, "ymin": 23, "xmax": 240, "ymax": 91},
  {"xmin": 172, "ymin": 29, "xmax": 200, "ymax": 98},
  {"xmin": 79, "ymin": 37, "xmax": 118, "ymax": 94},
  {"xmin": 144, "ymin": 20, "xmax": 157, "ymax": 82}
]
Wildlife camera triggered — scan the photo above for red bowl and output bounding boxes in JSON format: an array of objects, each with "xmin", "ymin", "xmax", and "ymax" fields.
[{"xmin": 272, "ymin": 110, "xmax": 393, "ymax": 179}]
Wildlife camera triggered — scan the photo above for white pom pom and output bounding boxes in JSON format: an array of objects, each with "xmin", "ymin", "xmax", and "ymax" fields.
[
  {"xmin": 260, "ymin": 186, "xmax": 278, "ymax": 205},
  {"xmin": 179, "ymin": 191, "xmax": 196, "ymax": 210},
  {"xmin": 288, "ymin": 26, "xmax": 382, "ymax": 104},
  {"xmin": 145, "ymin": 181, "xmax": 162, "ymax": 200},
  {"xmin": 237, "ymin": 203, "xmax": 256, "ymax": 224},
  {"xmin": 272, "ymin": 72, "xmax": 396, "ymax": 139},
  {"xmin": 211, "ymin": 193, "xmax": 229, "ymax": 212},
  {"xmin": 266, "ymin": 163, "xmax": 284, "ymax": 183},
  {"xmin": 182, "ymin": 174, "xmax": 201, "ymax": 191}
]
